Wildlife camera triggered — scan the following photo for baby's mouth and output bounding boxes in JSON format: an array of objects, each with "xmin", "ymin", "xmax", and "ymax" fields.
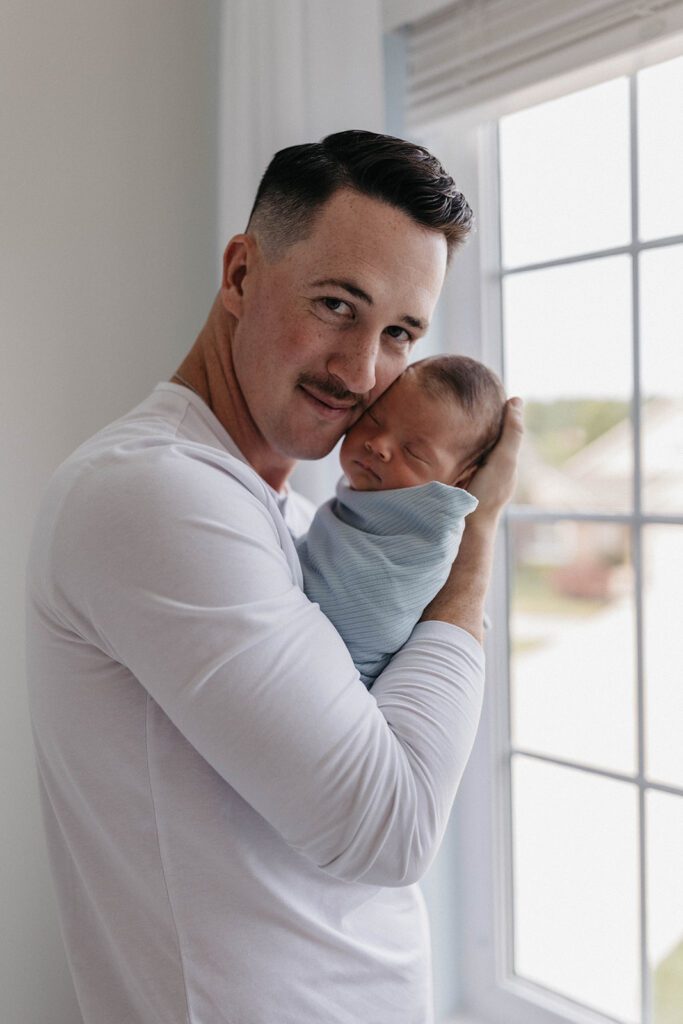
[{"xmin": 353, "ymin": 458, "xmax": 382, "ymax": 483}]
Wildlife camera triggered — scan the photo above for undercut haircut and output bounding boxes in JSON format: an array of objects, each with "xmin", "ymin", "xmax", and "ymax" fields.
[
  {"xmin": 412, "ymin": 355, "xmax": 506, "ymax": 468},
  {"xmin": 247, "ymin": 130, "xmax": 473, "ymax": 262}
]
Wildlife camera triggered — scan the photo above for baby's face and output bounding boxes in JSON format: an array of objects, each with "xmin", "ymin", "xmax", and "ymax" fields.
[{"xmin": 339, "ymin": 368, "xmax": 478, "ymax": 491}]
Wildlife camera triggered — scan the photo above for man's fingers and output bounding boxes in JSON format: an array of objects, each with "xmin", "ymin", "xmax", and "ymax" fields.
[
  {"xmin": 468, "ymin": 396, "xmax": 524, "ymax": 510},
  {"xmin": 498, "ymin": 397, "xmax": 524, "ymax": 458},
  {"xmin": 493, "ymin": 397, "xmax": 524, "ymax": 481}
]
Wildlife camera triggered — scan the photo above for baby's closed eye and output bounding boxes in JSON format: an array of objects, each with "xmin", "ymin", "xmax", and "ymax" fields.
[{"xmin": 405, "ymin": 447, "xmax": 429, "ymax": 463}]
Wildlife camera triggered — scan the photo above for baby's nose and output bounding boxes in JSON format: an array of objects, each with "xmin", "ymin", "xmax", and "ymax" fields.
[{"xmin": 365, "ymin": 438, "xmax": 389, "ymax": 461}]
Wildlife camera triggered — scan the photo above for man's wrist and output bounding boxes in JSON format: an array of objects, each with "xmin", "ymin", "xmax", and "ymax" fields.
[
  {"xmin": 467, "ymin": 503, "xmax": 503, "ymax": 535},
  {"xmin": 419, "ymin": 514, "xmax": 499, "ymax": 642}
]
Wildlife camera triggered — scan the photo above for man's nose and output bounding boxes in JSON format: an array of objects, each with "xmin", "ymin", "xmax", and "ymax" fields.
[{"xmin": 327, "ymin": 332, "xmax": 379, "ymax": 396}]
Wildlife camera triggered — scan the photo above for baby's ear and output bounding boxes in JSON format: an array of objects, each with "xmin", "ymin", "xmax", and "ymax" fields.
[{"xmin": 453, "ymin": 461, "xmax": 478, "ymax": 490}]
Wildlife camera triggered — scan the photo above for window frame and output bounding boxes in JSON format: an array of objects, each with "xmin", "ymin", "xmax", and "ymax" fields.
[{"xmin": 419, "ymin": 51, "xmax": 683, "ymax": 1024}]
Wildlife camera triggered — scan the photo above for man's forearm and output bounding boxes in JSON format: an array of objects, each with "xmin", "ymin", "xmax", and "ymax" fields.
[{"xmin": 420, "ymin": 512, "xmax": 499, "ymax": 644}]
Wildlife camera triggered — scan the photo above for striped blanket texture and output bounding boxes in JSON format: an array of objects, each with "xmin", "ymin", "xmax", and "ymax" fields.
[{"xmin": 296, "ymin": 478, "xmax": 478, "ymax": 687}]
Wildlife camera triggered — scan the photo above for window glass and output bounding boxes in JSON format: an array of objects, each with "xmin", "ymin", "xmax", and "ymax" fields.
[
  {"xmin": 512, "ymin": 756, "xmax": 640, "ymax": 1022},
  {"xmin": 644, "ymin": 526, "xmax": 683, "ymax": 788},
  {"xmin": 639, "ymin": 245, "xmax": 683, "ymax": 515},
  {"xmin": 500, "ymin": 78, "xmax": 630, "ymax": 267},
  {"xmin": 648, "ymin": 790, "xmax": 683, "ymax": 1024},
  {"xmin": 509, "ymin": 520, "xmax": 636, "ymax": 774},
  {"xmin": 638, "ymin": 56, "xmax": 683, "ymax": 241},
  {"xmin": 504, "ymin": 256, "xmax": 633, "ymax": 513}
]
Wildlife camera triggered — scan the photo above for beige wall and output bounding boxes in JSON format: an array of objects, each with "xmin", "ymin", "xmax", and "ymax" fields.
[{"xmin": 1, "ymin": 3, "xmax": 220, "ymax": 1020}]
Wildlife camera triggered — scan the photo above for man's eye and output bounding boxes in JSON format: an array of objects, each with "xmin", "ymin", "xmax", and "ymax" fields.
[
  {"xmin": 385, "ymin": 325, "xmax": 413, "ymax": 344},
  {"xmin": 322, "ymin": 297, "xmax": 352, "ymax": 316}
]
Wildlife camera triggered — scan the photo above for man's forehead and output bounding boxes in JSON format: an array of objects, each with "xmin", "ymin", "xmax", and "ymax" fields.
[{"xmin": 300, "ymin": 190, "xmax": 447, "ymax": 273}]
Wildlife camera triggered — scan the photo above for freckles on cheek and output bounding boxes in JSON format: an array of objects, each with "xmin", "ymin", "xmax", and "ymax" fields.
[
  {"xmin": 376, "ymin": 362, "xmax": 406, "ymax": 398},
  {"xmin": 295, "ymin": 318, "xmax": 329, "ymax": 356}
]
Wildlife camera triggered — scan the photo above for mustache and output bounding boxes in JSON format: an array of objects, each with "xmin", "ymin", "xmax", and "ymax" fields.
[{"xmin": 297, "ymin": 374, "xmax": 366, "ymax": 407}]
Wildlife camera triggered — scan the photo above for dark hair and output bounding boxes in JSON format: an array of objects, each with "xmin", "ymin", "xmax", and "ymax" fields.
[
  {"xmin": 412, "ymin": 355, "xmax": 506, "ymax": 468},
  {"xmin": 247, "ymin": 130, "xmax": 472, "ymax": 261}
]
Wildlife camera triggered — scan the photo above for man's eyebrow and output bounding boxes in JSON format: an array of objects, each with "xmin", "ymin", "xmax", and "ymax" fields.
[
  {"xmin": 310, "ymin": 278, "xmax": 428, "ymax": 332},
  {"xmin": 401, "ymin": 313, "xmax": 427, "ymax": 331},
  {"xmin": 311, "ymin": 278, "xmax": 373, "ymax": 305}
]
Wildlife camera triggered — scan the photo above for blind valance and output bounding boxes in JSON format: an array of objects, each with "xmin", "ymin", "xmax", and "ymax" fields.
[{"xmin": 405, "ymin": 0, "xmax": 683, "ymax": 126}]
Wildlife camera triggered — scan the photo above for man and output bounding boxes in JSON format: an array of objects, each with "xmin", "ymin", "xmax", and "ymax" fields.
[{"xmin": 26, "ymin": 131, "xmax": 522, "ymax": 1024}]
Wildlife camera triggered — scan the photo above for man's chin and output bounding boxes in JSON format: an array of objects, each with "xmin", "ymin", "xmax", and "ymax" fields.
[
  {"xmin": 278, "ymin": 432, "xmax": 344, "ymax": 462},
  {"xmin": 299, "ymin": 441, "xmax": 342, "ymax": 461}
]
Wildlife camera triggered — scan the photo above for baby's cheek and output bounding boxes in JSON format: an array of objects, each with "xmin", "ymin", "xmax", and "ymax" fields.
[
  {"xmin": 342, "ymin": 430, "xmax": 361, "ymax": 457},
  {"xmin": 338, "ymin": 438, "xmax": 356, "ymax": 476}
]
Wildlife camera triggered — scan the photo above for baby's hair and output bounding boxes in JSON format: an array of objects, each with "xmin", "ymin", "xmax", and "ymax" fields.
[{"xmin": 411, "ymin": 355, "xmax": 506, "ymax": 469}]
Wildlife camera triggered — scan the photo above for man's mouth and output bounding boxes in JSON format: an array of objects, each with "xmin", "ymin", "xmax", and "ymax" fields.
[{"xmin": 299, "ymin": 385, "xmax": 357, "ymax": 421}]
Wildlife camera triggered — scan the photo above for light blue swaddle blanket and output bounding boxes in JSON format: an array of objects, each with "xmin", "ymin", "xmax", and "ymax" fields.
[{"xmin": 296, "ymin": 477, "xmax": 478, "ymax": 687}]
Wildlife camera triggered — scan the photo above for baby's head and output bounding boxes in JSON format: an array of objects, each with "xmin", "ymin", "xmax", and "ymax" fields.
[{"xmin": 340, "ymin": 355, "xmax": 505, "ymax": 491}]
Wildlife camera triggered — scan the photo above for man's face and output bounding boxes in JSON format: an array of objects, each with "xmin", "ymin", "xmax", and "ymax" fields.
[
  {"xmin": 225, "ymin": 189, "xmax": 448, "ymax": 461},
  {"xmin": 339, "ymin": 369, "xmax": 478, "ymax": 491}
]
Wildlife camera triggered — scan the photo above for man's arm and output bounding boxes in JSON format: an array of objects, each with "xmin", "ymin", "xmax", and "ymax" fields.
[
  {"xmin": 421, "ymin": 398, "xmax": 524, "ymax": 643},
  {"xmin": 55, "ymin": 422, "xmax": 518, "ymax": 890}
]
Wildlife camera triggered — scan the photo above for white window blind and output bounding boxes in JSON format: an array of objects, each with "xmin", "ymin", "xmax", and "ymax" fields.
[{"xmin": 405, "ymin": 0, "xmax": 683, "ymax": 127}]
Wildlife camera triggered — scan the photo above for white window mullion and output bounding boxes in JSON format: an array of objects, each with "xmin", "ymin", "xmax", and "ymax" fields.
[
  {"xmin": 507, "ymin": 510, "xmax": 683, "ymax": 526},
  {"xmin": 485, "ymin": 118, "xmax": 518, "ymax": 1005},
  {"xmin": 628, "ymin": 66, "xmax": 652, "ymax": 1024},
  {"xmin": 502, "ymin": 233, "xmax": 683, "ymax": 277}
]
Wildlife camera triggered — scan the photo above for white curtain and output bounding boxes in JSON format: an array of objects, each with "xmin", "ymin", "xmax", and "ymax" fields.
[
  {"xmin": 218, "ymin": 0, "xmax": 386, "ymax": 504},
  {"xmin": 218, "ymin": 0, "xmax": 385, "ymax": 245}
]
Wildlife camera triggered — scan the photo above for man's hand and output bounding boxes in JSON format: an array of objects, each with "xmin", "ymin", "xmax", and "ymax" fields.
[
  {"xmin": 468, "ymin": 397, "xmax": 524, "ymax": 521},
  {"xmin": 422, "ymin": 398, "xmax": 523, "ymax": 642}
]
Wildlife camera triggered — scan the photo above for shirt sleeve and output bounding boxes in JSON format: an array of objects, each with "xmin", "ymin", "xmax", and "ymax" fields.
[{"xmin": 58, "ymin": 448, "xmax": 485, "ymax": 887}]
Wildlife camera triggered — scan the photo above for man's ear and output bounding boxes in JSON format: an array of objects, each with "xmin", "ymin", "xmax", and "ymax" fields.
[{"xmin": 220, "ymin": 234, "xmax": 255, "ymax": 319}]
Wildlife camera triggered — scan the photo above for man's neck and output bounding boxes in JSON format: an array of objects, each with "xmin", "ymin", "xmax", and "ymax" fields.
[{"xmin": 170, "ymin": 294, "xmax": 295, "ymax": 493}]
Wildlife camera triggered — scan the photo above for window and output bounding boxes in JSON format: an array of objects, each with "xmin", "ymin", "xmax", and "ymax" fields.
[{"xmin": 423, "ymin": 52, "xmax": 683, "ymax": 1024}]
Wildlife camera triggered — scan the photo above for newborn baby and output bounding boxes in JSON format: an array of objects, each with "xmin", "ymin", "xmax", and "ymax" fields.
[{"xmin": 296, "ymin": 355, "xmax": 505, "ymax": 687}]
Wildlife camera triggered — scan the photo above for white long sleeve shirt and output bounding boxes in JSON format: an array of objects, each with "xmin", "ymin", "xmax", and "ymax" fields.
[{"xmin": 25, "ymin": 383, "xmax": 485, "ymax": 1024}]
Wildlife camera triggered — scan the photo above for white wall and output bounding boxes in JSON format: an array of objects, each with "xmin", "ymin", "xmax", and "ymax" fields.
[
  {"xmin": 1, "ymin": 3, "xmax": 220, "ymax": 1021},
  {"xmin": 218, "ymin": 0, "xmax": 384, "ymax": 246}
]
